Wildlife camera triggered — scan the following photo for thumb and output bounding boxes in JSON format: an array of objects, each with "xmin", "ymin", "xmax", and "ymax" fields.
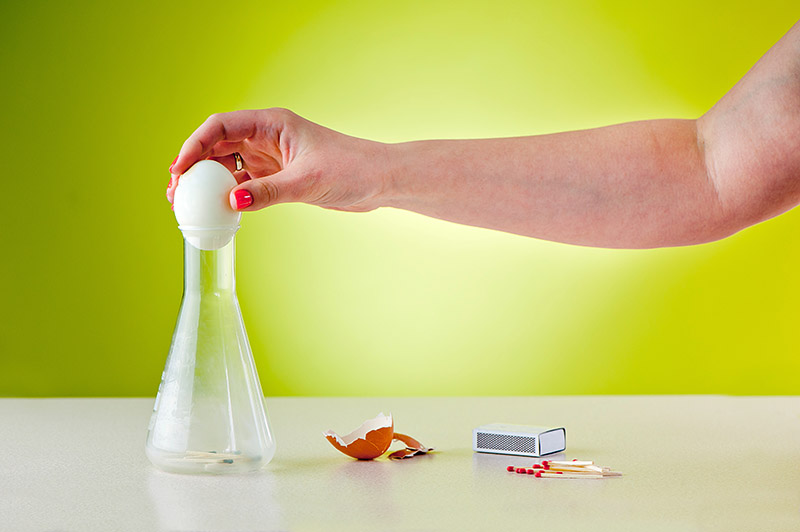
[{"xmin": 229, "ymin": 169, "xmax": 301, "ymax": 211}]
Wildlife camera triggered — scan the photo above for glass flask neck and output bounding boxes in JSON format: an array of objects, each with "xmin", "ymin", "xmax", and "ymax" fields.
[{"xmin": 184, "ymin": 237, "xmax": 236, "ymax": 294}]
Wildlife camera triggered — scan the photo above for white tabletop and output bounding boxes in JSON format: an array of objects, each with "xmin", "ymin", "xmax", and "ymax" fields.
[{"xmin": 2, "ymin": 396, "xmax": 799, "ymax": 531}]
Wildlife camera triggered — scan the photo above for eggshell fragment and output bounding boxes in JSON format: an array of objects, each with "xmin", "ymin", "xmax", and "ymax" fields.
[
  {"xmin": 388, "ymin": 433, "xmax": 435, "ymax": 460},
  {"xmin": 323, "ymin": 413, "xmax": 394, "ymax": 460}
]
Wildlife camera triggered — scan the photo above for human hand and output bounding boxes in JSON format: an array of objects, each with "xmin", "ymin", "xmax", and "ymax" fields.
[{"xmin": 167, "ymin": 108, "xmax": 389, "ymax": 212}]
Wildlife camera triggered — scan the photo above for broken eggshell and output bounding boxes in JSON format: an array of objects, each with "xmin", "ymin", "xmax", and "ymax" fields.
[
  {"xmin": 388, "ymin": 433, "xmax": 435, "ymax": 460},
  {"xmin": 323, "ymin": 413, "xmax": 394, "ymax": 460}
]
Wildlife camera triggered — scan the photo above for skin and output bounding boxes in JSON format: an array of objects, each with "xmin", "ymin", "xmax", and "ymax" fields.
[{"xmin": 167, "ymin": 21, "xmax": 800, "ymax": 249}]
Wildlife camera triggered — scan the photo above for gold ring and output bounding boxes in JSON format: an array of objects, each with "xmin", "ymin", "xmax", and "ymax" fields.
[{"xmin": 234, "ymin": 152, "xmax": 244, "ymax": 172}]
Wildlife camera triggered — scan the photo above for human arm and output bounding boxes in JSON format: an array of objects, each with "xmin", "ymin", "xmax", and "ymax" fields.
[
  {"xmin": 168, "ymin": 21, "xmax": 800, "ymax": 249},
  {"xmin": 382, "ymin": 120, "xmax": 712, "ymax": 248},
  {"xmin": 381, "ymin": 20, "xmax": 800, "ymax": 248}
]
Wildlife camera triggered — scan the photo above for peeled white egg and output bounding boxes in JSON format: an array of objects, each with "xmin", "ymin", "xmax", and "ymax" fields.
[{"xmin": 173, "ymin": 160, "xmax": 241, "ymax": 250}]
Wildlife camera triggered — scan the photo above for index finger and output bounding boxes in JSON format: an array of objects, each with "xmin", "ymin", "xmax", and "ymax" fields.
[{"xmin": 172, "ymin": 110, "xmax": 259, "ymax": 175}]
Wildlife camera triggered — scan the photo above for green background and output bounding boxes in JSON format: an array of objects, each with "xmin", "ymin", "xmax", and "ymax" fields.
[{"xmin": 1, "ymin": 1, "xmax": 798, "ymax": 396}]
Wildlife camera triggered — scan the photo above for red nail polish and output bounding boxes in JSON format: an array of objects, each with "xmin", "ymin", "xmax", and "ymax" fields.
[
  {"xmin": 169, "ymin": 155, "xmax": 178, "ymax": 173},
  {"xmin": 234, "ymin": 189, "xmax": 253, "ymax": 210}
]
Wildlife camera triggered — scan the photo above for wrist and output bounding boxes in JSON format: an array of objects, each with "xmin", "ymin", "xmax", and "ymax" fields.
[{"xmin": 373, "ymin": 141, "xmax": 414, "ymax": 210}]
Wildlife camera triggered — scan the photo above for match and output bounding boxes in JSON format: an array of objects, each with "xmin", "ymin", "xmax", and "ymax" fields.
[{"xmin": 505, "ymin": 458, "xmax": 622, "ymax": 479}]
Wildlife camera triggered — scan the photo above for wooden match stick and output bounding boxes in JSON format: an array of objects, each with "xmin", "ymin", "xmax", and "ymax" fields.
[
  {"xmin": 506, "ymin": 458, "xmax": 622, "ymax": 478},
  {"xmin": 547, "ymin": 466, "xmax": 621, "ymax": 476},
  {"xmin": 185, "ymin": 451, "xmax": 241, "ymax": 458},
  {"xmin": 535, "ymin": 471, "xmax": 605, "ymax": 479},
  {"xmin": 547, "ymin": 460, "xmax": 594, "ymax": 467},
  {"xmin": 545, "ymin": 465, "xmax": 598, "ymax": 473}
]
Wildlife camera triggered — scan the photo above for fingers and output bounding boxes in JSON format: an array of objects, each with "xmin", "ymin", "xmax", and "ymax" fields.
[
  {"xmin": 168, "ymin": 108, "xmax": 301, "ymax": 208},
  {"xmin": 229, "ymin": 167, "xmax": 303, "ymax": 211},
  {"xmin": 166, "ymin": 176, "xmax": 177, "ymax": 204},
  {"xmin": 167, "ymin": 155, "xmax": 179, "ymax": 203},
  {"xmin": 167, "ymin": 113, "xmax": 256, "ymax": 204},
  {"xmin": 209, "ymin": 140, "xmax": 244, "ymax": 157},
  {"xmin": 172, "ymin": 110, "xmax": 261, "ymax": 176}
]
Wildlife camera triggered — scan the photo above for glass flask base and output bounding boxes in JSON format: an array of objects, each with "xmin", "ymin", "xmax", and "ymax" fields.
[{"xmin": 146, "ymin": 445, "xmax": 274, "ymax": 475}]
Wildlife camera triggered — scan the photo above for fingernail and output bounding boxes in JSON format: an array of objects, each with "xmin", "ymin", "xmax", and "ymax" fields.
[
  {"xmin": 234, "ymin": 189, "xmax": 253, "ymax": 210},
  {"xmin": 169, "ymin": 156, "xmax": 178, "ymax": 173}
]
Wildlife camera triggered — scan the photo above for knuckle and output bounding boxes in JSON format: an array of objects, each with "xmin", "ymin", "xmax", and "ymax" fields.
[{"xmin": 255, "ymin": 179, "xmax": 280, "ymax": 206}]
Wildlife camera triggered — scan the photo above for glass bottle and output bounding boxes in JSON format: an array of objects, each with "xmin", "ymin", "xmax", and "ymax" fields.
[{"xmin": 146, "ymin": 235, "xmax": 275, "ymax": 474}]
